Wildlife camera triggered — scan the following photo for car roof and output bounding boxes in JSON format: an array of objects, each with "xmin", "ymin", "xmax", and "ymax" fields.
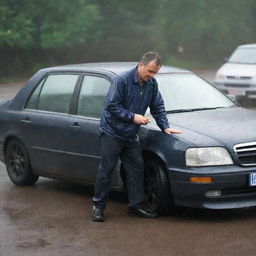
[
  {"xmin": 41, "ymin": 62, "xmax": 191, "ymax": 75},
  {"xmin": 237, "ymin": 44, "xmax": 256, "ymax": 48}
]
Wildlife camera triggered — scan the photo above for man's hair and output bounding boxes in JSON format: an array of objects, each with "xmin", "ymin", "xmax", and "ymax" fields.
[{"xmin": 140, "ymin": 51, "xmax": 162, "ymax": 66}]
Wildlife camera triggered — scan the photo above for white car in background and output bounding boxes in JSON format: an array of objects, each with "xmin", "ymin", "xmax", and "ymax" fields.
[{"xmin": 214, "ymin": 44, "xmax": 256, "ymax": 101}]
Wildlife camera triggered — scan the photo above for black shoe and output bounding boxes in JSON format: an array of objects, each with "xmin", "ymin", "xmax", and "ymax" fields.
[
  {"xmin": 128, "ymin": 207, "xmax": 158, "ymax": 218},
  {"xmin": 92, "ymin": 206, "xmax": 105, "ymax": 222}
]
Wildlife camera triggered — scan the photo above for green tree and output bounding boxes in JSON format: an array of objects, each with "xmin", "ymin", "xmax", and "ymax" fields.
[
  {"xmin": 159, "ymin": 0, "xmax": 256, "ymax": 63},
  {"xmin": 1, "ymin": 0, "xmax": 256, "ymax": 77},
  {"xmin": 93, "ymin": 0, "xmax": 160, "ymax": 60},
  {"xmin": 0, "ymin": 0, "xmax": 35, "ymax": 48},
  {"xmin": 0, "ymin": 0, "xmax": 101, "ymax": 49}
]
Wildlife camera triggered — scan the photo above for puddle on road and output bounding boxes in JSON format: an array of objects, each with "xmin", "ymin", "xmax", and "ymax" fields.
[
  {"xmin": 17, "ymin": 238, "xmax": 51, "ymax": 249},
  {"xmin": 3, "ymin": 207, "xmax": 24, "ymax": 221}
]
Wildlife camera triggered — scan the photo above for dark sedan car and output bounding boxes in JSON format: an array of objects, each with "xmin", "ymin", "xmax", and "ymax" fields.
[{"xmin": 1, "ymin": 62, "xmax": 256, "ymax": 214}]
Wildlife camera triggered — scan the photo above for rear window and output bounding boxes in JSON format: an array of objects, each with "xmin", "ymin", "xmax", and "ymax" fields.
[
  {"xmin": 77, "ymin": 75, "xmax": 110, "ymax": 118},
  {"xmin": 26, "ymin": 74, "xmax": 78, "ymax": 114}
]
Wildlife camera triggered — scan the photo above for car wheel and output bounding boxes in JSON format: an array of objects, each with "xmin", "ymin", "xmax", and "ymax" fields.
[
  {"xmin": 5, "ymin": 139, "xmax": 39, "ymax": 186},
  {"xmin": 144, "ymin": 157, "xmax": 174, "ymax": 215}
]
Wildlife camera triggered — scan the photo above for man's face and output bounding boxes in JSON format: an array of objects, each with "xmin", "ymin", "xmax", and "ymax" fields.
[{"xmin": 137, "ymin": 61, "xmax": 161, "ymax": 82}]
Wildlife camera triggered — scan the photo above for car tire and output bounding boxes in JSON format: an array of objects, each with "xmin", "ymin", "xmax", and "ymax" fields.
[
  {"xmin": 144, "ymin": 157, "xmax": 175, "ymax": 215},
  {"xmin": 5, "ymin": 139, "xmax": 39, "ymax": 186}
]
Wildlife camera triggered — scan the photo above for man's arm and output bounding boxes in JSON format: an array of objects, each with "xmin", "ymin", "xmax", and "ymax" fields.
[
  {"xmin": 150, "ymin": 82, "xmax": 181, "ymax": 134},
  {"xmin": 133, "ymin": 114, "xmax": 150, "ymax": 125},
  {"xmin": 106, "ymin": 77, "xmax": 149, "ymax": 125},
  {"xmin": 106, "ymin": 76, "xmax": 134, "ymax": 122}
]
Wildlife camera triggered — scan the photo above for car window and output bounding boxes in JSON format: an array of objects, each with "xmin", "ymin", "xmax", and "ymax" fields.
[
  {"xmin": 27, "ymin": 74, "xmax": 78, "ymax": 114},
  {"xmin": 26, "ymin": 78, "xmax": 46, "ymax": 109},
  {"xmin": 228, "ymin": 47, "xmax": 256, "ymax": 64},
  {"xmin": 77, "ymin": 75, "xmax": 110, "ymax": 118}
]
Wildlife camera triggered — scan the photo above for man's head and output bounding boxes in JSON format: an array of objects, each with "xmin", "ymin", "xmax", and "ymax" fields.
[{"xmin": 137, "ymin": 52, "xmax": 162, "ymax": 83}]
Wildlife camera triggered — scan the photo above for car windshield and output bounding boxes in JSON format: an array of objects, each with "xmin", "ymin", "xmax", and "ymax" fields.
[
  {"xmin": 228, "ymin": 47, "xmax": 256, "ymax": 64},
  {"xmin": 148, "ymin": 73, "xmax": 235, "ymax": 114}
]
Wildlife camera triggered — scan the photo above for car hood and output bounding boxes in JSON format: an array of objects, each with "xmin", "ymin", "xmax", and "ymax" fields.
[
  {"xmin": 148, "ymin": 107, "xmax": 256, "ymax": 148},
  {"xmin": 217, "ymin": 63, "xmax": 256, "ymax": 77}
]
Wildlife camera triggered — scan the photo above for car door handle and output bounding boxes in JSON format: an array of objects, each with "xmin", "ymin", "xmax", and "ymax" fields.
[
  {"xmin": 21, "ymin": 118, "xmax": 32, "ymax": 124},
  {"xmin": 70, "ymin": 122, "xmax": 80, "ymax": 128}
]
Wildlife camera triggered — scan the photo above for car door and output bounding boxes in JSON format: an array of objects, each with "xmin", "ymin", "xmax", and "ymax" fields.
[
  {"xmin": 64, "ymin": 74, "xmax": 123, "ymax": 186},
  {"xmin": 20, "ymin": 73, "xmax": 80, "ymax": 176}
]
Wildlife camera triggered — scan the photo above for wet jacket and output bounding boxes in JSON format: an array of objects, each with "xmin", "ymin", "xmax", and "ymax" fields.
[{"xmin": 100, "ymin": 66, "xmax": 170, "ymax": 141}]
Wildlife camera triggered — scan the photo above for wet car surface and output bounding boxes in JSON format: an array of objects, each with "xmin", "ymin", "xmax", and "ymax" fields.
[{"xmin": 1, "ymin": 63, "xmax": 256, "ymax": 214}]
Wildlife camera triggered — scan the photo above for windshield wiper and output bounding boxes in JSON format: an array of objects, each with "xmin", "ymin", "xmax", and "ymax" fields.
[
  {"xmin": 167, "ymin": 109, "xmax": 192, "ymax": 113},
  {"xmin": 167, "ymin": 107, "xmax": 225, "ymax": 113}
]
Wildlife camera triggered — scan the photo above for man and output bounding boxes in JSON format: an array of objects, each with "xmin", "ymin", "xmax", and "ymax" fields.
[{"xmin": 92, "ymin": 52, "xmax": 181, "ymax": 222}]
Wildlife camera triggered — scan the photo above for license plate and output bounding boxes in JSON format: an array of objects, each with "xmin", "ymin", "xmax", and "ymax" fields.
[
  {"xmin": 249, "ymin": 173, "xmax": 256, "ymax": 186},
  {"xmin": 228, "ymin": 88, "xmax": 246, "ymax": 96}
]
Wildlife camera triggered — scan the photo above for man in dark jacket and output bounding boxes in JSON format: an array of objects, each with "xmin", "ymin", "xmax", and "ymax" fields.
[{"xmin": 92, "ymin": 52, "xmax": 181, "ymax": 222}]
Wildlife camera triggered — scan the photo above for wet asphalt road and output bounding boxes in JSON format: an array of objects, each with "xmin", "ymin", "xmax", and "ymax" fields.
[
  {"xmin": 1, "ymin": 162, "xmax": 256, "ymax": 256},
  {"xmin": 1, "ymin": 73, "xmax": 256, "ymax": 256}
]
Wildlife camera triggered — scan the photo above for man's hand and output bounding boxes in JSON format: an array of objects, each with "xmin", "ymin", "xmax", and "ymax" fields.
[
  {"xmin": 164, "ymin": 128, "xmax": 182, "ymax": 134},
  {"xmin": 133, "ymin": 114, "xmax": 150, "ymax": 125}
]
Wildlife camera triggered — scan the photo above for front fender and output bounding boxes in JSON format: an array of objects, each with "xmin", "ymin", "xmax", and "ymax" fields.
[{"xmin": 139, "ymin": 127, "xmax": 189, "ymax": 168}]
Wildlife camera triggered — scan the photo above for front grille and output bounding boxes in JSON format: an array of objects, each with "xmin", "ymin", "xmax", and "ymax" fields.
[
  {"xmin": 223, "ymin": 187, "xmax": 256, "ymax": 196},
  {"xmin": 241, "ymin": 76, "xmax": 252, "ymax": 80},
  {"xmin": 226, "ymin": 76, "xmax": 252, "ymax": 80},
  {"xmin": 234, "ymin": 142, "xmax": 256, "ymax": 166},
  {"xmin": 224, "ymin": 83, "xmax": 250, "ymax": 88}
]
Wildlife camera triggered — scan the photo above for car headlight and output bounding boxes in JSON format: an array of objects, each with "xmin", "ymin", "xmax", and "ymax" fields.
[
  {"xmin": 215, "ymin": 73, "xmax": 226, "ymax": 80},
  {"xmin": 186, "ymin": 147, "xmax": 233, "ymax": 167}
]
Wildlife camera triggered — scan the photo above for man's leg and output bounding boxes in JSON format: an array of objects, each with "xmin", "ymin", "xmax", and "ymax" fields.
[
  {"xmin": 120, "ymin": 138, "xmax": 144, "ymax": 208},
  {"xmin": 121, "ymin": 138, "xmax": 158, "ymax": 218},
  {"xmin": 92, "ymin": 134, "xmax": 122, "ymax": 216}
]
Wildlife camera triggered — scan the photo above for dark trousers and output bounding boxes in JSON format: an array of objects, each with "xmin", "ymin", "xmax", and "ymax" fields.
[{"xmin": 92, "ymin": 133, "xmax": 144, "ymax": 210}]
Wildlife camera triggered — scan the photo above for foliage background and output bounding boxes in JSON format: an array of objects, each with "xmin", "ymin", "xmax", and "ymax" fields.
[{"xmin": 0, "ymin": 0, "xmax": 255, "ymax": 79}]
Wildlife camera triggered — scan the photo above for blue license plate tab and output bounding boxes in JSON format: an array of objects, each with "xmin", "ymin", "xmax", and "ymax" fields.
[{"xmin": 249, "ymin": 173, "xmax": 256, "ymax": 187}]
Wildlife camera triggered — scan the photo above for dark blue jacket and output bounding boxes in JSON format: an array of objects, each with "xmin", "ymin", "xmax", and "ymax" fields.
[{"xmin": 100, "ymin": 66, "xmax": 170, "ymax": 141}]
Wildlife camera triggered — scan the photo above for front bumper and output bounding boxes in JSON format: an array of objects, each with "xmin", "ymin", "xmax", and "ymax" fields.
[
  {"xmin": 214, "ymin": 81, "xmax": 256, "ymax": 99},
  {"xmin": 168, "ymin": 165, "xmax": 256, "ymax": 209}
]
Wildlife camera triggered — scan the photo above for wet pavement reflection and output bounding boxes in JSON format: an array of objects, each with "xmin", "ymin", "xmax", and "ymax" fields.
[{"xmin": 1, "ymin": 162, "xmax": 256, "ymax": 256}]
